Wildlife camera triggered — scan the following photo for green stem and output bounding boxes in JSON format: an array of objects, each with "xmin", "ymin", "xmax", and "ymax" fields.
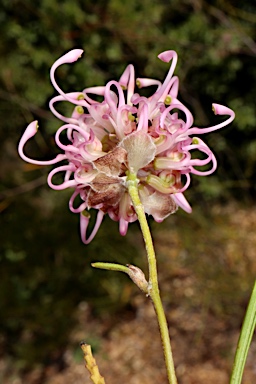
[
  {"xmin": 127, "ymin": 173, "xmax": 178, "ymax": 384},
  {"xmin": 92, "ymin": 262, "xmax": 130, "ymax": 274},
  {"xmin": 230, "ymin": 280, "xmax": 256, "ymax": 384}
]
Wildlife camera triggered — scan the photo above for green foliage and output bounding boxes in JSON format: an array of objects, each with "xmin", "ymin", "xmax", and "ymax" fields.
[{"xmin": 1, "ymin": 0, "xmax": 256, "ymax": 371}]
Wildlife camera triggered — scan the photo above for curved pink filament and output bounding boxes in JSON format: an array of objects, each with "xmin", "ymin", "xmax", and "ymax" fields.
[
  {"xmin": 55, "ymin": 124, "xmax": 90, "ymax": 152},
  {"xmin": 158, "ymin": 76, "xmax": 179, "ymax": 102},
  {"xmin": 47, "ymin": 165, "xmax": 77, "ymax": 190},
  {"xmin": 155, "ymin": 50, "xmax": 178, "ymax": 102},
  {"xmin": 172, "ymin": 192, "xmax": 192, "ymax": 213},
  {"xmin": 126, "ymin": 65, "xmax": 135, "ymax": 106},
  {"xmin": 115, "ymin": 105, "xmax": 137, "ymax": 139},
  {"xmin": 69, "ymin": 190, "xmax": 87, "ymax": 213},
  {"xmin": 119, "ymin": 217, "xmax": 129, "ymax": 236},
  {"xmin": 177, "ymin": 172, "xmax": 191, "ymax": 193},
  {"xmin": 190, "ymin": 151, "xmax": 217, "ymax": 176},
  {"xmin": 137, "ymin": 103, "xmax": 149, "ymax": 132},
  {"xmin": 49, "ymin": 92, "xmax": 84, "ymax": 123},
  {"xmin": 83, "ymin": 86, "xmax": 106, "ymax": 104},
  {"xmin": 107, "ymin": 208, "xmax": 119, "ymax": 222},
  {"xmin": 64, "ymin": 169, "xmax": 73, "ymax": 182},
  {"xmin": 154, "ymin": 152, "xmax": 192, "ymax": 171},
  {"xmin": 187, "ymin": 104, "xmax": 235, "ymax": 135},
  {"xmin": 160, "ymin": 103, "xmax": 193, "ymax": 130},
  {"xmin": 182, "ymin": 138, "xmax": 218, "ymax": 176},
  {"xmin": 80, "ymin": 210, "xmax": 104, "ymax": 244},
  {"xmin": 168, "ymin": 76, "xmax": 179, "ymax": 98},
  {"xmin": 50, "ymin": 49, "xmax": 89, "ymax": 108},
  {"xmin": 102, "ymin": 113, "xmax": 117, "ymax": 131},
  {"xmin": 67, "ymin": 108, "xmax": 86, "ymax": 140},
  {"xmin": 18, "ymin": 121, "xmax": 66, "ymax": 165},
  {"xmin": 119, "ymin": 64, "xmax": 135, "ymax": 105},
  {"xmin": 182, "ymin": 141, "xmax": 213, "ymax": 167},
  {"xmin": 130, "ymin": 93, "xmax": 148, "ymax": 105},
  {"xmin": 104, "ymin": 81, "xmax": 126, "ymax": 117},
  {"xmin": 136, "ymin": 77, "xmax": 162, "ymax": 90},
  {"xmin": 87, "ymin": 104, "xmax": 115, "ymax": 133}
]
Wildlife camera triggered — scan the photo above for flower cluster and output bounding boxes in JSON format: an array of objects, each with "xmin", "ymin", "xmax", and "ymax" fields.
[{"xmin": 19, "ymin": 49, "xmax": 235, "ymax": 243}]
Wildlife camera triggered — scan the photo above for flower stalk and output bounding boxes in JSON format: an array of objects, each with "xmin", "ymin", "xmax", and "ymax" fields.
[{"xmin": 127, "ymin": 171, "xmax": 178, "ymax": 384}]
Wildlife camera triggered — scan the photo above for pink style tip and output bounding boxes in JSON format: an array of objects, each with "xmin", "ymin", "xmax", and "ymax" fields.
[
  {"xmin": 24, "ymin": 120, "xmax": 39, "ymax": 139},
  {"xmin": 18, "ymin": 121, "xmax": 39, "ymax": 160},
  {"xmin": 158, "ymin": 50, "xmax": 177, "ymax": 63},
  {"xmin": 212, "ymin": 103, "xmax": 234, "ymax": 117},
  {"xmin": 59, "ymin": 49, "xmax": 84, "ymax": 64}
]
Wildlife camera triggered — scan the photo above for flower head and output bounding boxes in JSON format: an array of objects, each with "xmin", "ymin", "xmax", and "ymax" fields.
[{"xmin": 19, "ymin": 49, "xmax": 235, "ymax": 243}]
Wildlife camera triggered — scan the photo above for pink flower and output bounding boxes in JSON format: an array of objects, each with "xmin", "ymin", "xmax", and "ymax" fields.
[{"xmin": 19, "ymin": 49, "xmax": 235, "ymax": 243}]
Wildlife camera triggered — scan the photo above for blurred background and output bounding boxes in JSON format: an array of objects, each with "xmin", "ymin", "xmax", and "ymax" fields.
[{"xmin": 1, "ymin": 1, "xmax": 256, "ymax": 383}]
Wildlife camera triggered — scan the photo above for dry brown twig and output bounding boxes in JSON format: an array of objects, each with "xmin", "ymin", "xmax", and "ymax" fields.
[{"xmin": 80, "ymin": 342, "xmax": 106, "ymax": 384}]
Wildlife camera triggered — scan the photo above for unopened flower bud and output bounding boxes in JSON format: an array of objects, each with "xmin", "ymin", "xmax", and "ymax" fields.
[{"xmin": 127, "ymin": 265, "xmax": 149, "ymax": 294}]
